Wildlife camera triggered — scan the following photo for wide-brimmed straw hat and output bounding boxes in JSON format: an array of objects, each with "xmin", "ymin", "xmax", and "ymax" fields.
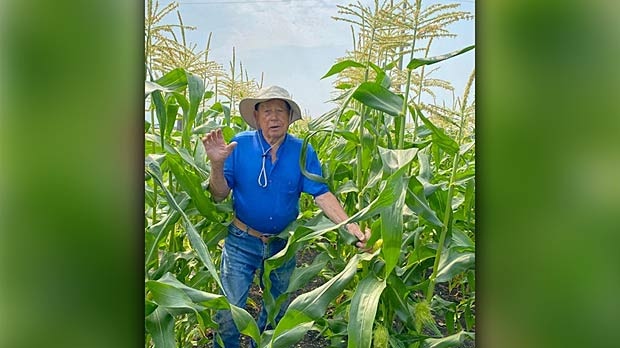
[{"xmin": 238, "ymin": 86, "xmax": 302, "ymax": 129}]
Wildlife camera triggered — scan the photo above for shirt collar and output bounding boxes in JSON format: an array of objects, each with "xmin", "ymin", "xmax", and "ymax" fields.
[{"xmin": 256, "ymin": 130, "xmax": 288, "ymax": 151}]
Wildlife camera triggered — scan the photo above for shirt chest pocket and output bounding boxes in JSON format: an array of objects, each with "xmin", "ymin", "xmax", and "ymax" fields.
[
  {"xmin": 274, "ymin": 180, "xmax": 300, "ymax": 211},
  {"xmin": 283, "ymin": 180, "xmax": 299, "ymax": 195}
]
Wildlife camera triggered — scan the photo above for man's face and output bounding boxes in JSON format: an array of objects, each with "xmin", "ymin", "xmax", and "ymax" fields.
[{"xmin": 254, "ymin": 99, "xmax": 291, "ymax": 142}]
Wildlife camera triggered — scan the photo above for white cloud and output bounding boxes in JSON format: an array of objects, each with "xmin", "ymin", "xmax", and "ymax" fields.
[
  {"xmin": 159, "ymin": 0, "xmax": 474, "ymax": 116},
  {"xmin": 223, "ymin": 0, "xmax": 351, "ymax": 51}
]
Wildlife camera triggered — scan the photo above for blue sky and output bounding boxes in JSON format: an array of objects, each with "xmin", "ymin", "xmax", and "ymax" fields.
[{"xmin": 154, "ymin": 0, "xmax": 475, "ymax": 117}]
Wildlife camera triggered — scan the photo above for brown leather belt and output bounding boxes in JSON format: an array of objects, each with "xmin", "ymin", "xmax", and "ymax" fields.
[{"xmin": 232, "ymin": 217, "xmax": 274, "ymax": 244}]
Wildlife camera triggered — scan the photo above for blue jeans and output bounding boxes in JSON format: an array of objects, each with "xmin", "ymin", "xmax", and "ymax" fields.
[{"xmin": 213, "ymin": 224, "xmax": 296, "ymax": 348}]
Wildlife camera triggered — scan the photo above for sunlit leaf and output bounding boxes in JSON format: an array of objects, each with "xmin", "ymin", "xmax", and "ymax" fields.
[
  {"xmin": 347, "ymin": 273, "xmax": 386, "ymax": 348},
  {"xmin": 378, "ymin": 146, "xmax": 418, "ymax": 174},
  {"xmin": 423, "ymin": 330, "xmax": 474, "ymax": 348},
  {"xmin": 380, "ymin": 167, "xmax": 409, "ymax": 276},
  {"xmin": 145, "ymin": 80, "xmax": 176, "ymax": 95},
  {"xmin": 321, "ymin": 59, "xmax": 366, "ymax": 79},
  {"xmin": 407, "ymin": 45, "xmax": 475, "ymax": 70},
  {"xmin": 352, "ymin": 82, "xmax": 403, "ymax": 116},
  {"xmin": 155, "ymin": 67, "xmax": 188, "ymax": 90}
]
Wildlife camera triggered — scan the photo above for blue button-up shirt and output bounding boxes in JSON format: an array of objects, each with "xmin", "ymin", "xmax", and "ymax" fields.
[{"xmin": 223, "ymin": 130, "xmax": 329, "ymax": 234}]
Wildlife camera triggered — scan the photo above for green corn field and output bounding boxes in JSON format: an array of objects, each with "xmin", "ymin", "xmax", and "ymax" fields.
[{"xmin": 145, "ymin": 1, "xmax": 475, "ymax": 347}]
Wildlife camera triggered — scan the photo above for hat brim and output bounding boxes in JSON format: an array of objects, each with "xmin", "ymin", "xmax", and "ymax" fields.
[{"xmin": 239, "ymin": 97, "xmax": 302, "ymax": 129}]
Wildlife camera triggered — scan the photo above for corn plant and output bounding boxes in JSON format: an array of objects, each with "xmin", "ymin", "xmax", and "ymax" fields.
[
  {"xmin": 145, "ymin": 0, "xmax": 224, "ymax": 81},
  {"xmin": 249, "ymin": 43, "xmax": 475, "ymax": 348},
  {"xmin": 332, "ymin": 0, "xmax": 474, "ymax": 141}
]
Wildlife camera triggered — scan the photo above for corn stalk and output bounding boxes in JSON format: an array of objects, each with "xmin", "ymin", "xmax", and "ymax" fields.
[{"xmin": 426, "ymin": 68, "xmax": 475, "ymax": 302}]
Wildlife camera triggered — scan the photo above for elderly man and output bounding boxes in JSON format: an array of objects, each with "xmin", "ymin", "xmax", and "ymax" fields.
[{"xmin": 202, "ymin": 86, "xmax": 370, "ymax": 348}]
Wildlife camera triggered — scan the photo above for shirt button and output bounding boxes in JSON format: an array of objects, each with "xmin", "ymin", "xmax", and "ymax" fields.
[{"xmin": 269, "ymin": 217, "xmax": 273, "ymax": 220}]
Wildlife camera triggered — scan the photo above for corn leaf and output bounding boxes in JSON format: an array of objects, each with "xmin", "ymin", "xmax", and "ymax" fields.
[
  {"xmin": 147, "ymin": 280, "xmax": 200, "ymax": 312},
  {"xmin": 451, "ymin": 228, "xmax": 474, "ymax": 248},
  {"xmin": 145, "ymin": 80, "xmax": 176, "ymax": 95},
  {"xmin": 166, "ymin": 153, "xmax": 218, "ymax": 221},
  {"xmin": 352, "ymin": 82, "xmax": 403, "ymax": 116},
  {"xmin": 369, "ymin": 61, "xmax": 391, "ymax": 88},
  {"xmin": 145, "ymin": 300, "xmax": 157, "ymax": 317},
  {"xmin": 269, "ymin": 251, "xmax": 378, "ymax": 346},
  {"xmin": 145, "ymin": 307, "xmax": 175, "ymax": 348},
  {"xmin": 321, "ymin": 59, "xmax": 366, "ymax": 79},
  {"xmin": 384, "ymin": 273, "xmax": 413, "ymax": 324},
  {"xmin": 182, "ymin": 72, "xmax": 205, "ymax": 146},
  {"xmin": 379, "ymin": 166, "xmax": 409, "ymax": 276},
  {"xmin": 295, "ymin": 167, "xmax": 406, "ymax": 244},
  {"xmin": 269, "ymin": 321, "xmax": 314, "ymax": 348},
  {"xmin": 211, "ymin": 101, "xmax": 231, "ymax": 125},
  {"xmin": 308, "ymin": 107, "xmax": 340, "ymax": 131},
  {"xmin": 145, "ymin": 161, "xmax": 223, "ymax": 290},
  {"xmin": 375, "ymin": 151, "xmax": 415, "ymax": 276},
  {"xmin": 407, "ymin": 45, "xmax": 474, "ymax": 70},
  {"xmin": 261, "ymin": 224, "xmax": 317, "ymax": 327},
  {"xmin": 423, "ymin": 330, "xmax": 474, "ymax": 348},
  {"xmin": 173, "ymin": 91, "xmax": 190, "ymax": 114},
  {"xmin": 286, "ymin": 252, "xmax": 329, "ymax": 293},
  {"xmin": 145, "ymin": 193, "xmax": 190, "ymax": 270},
  {"xmin": 378, "ymin": 146, "xmax": 418, "ymax": 175},
  {"xmin": 436, "ymin": 250, "xmax": 475, "ymax": 283},
  {"xmin": 193, "ymin": 138, "xmax": 209, "ymax": 172},
  {"xmin": 406, "ymin": 176, "xmax": 443, "ymax": 227},
  {"xmin": 411, "ymin": 106, "xmax": 459, "ymax": 155},
  {"xmin": 157, "ymin": 273, "xmax": 228, "ymax": 308},
  {"xmin": 155, "ymin": 273, "xmax": 260, "ymax": 343},
  {"xmin": 321, "ymin": 163, "xmax": 415, "ymax": 247},
  {"xmin": 164, "ymin": 102, "xmax": 179, "ymax": 138},
  {"xmin": 155, "ymin": 67, "xmax": 188, "ymax": 91},
  {"xmin": 347, "ymin": 273, "xmax": 386, "ymax": 348},
  {"xmin": 261, "ymin": 217, "xmax": 336, "ymax": 327},
  {"xmin": 145, "ymin": 133, "xmax": 176, "ymax": 154},
  {"xmin": 300, "ymin": 131, "xmax": 328, "ymax": 183},
  {"xmin": 151, "ymin": 89, "xmax": 167, "ymax": 146},
  {"xmin": 417, "ymin": 151, "xmax": 432, "ymax": 182},
  {"xmin": 230, "ymin": 305, "xmax": 262, "ymax": 345},
  {"xmin": 145, "ymin": 67, "xmax": 189, "ymax": 98}
]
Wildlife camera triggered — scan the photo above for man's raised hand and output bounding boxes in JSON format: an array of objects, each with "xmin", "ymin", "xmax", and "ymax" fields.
[{"xmin": 201, "ymin": 129, "xmax": 237, "ymax": 164}]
